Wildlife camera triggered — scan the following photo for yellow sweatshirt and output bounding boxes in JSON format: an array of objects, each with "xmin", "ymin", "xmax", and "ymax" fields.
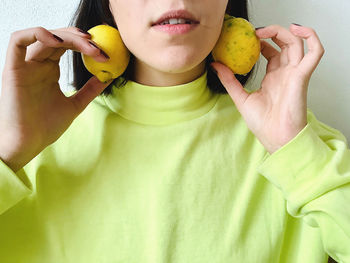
[{"xmin": 0, "ymin": 70, "xmax": 349, "ymax": 263}]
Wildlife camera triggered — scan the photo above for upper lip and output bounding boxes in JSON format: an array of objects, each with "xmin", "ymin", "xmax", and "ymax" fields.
[{"xmin": 151, "ymin": 9, "xmax": 200, "ymax": 26}]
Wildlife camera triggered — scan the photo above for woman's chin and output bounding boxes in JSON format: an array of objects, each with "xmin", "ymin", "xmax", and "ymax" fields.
[{"xmin": 157, "ymin": 50, "xmax": 200, "ymax": 68}]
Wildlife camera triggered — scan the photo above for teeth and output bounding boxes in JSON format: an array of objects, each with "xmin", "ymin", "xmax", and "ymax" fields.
[{"xmin": 160, "ymin": 18, "xmax": 193, "ymax": 25}]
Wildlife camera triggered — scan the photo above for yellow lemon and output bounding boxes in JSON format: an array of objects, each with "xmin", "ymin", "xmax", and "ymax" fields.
[
  {"xmin": 81, "ymin": 24, "xmax": 130, "ymax": 83},
  {"xmin": 212, "ymin": 14, "xmax": 260, "ymax": 75}
]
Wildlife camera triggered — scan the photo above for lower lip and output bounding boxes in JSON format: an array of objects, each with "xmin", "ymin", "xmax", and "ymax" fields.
[{"xmin": 152, "ymin": 24, "xmax": 199, "ymax": 35}]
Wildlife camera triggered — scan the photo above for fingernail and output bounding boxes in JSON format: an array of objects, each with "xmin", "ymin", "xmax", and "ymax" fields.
[
  {"xmin": 255, "ymin": 27, "xmax": 265, "ymax": 30},
  {"xmin": 88, "ymin": 41, "xmax": 110, "ymax": 59},
  {"xmin": 99, "ymin": 49, "xmax": 110, "ymax": 59},
  {"xmin": 88, "ymin": 40, "xmax": 99, "ymax": 49},
  {"xmin": 78, "ymin": 28, "xmax": 91, "ymax": 36},
  {"xmin": 292, "ymin": 23, "xmax": 302, "ymax": 26},
  {"xmin": 52, "ymin": 34, "xmax": 64, "ymax": 42}
]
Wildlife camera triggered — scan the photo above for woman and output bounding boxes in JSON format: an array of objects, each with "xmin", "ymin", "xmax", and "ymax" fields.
[{"xmin": 0, "ymin": 0, "xmax": 348, "ymax": 262}]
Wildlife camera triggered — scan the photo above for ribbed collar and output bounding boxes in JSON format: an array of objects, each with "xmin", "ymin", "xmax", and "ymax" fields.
[{"xmin": 100, "ymin": 70, "xmax": 220, "ymax": 126}]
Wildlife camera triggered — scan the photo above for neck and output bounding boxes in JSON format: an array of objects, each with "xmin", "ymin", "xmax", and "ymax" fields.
[
  {"xmin": 132, "ymin": 59, "xmax": 207, "ymax": 87},
  {"xmin": 101, "ymin": 69, "xmax": 219, "ymax": 126}
]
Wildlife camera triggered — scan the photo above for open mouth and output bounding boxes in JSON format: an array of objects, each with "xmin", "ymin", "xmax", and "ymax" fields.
[
  {"xmin": 150, "ymin": 9, "xmax": 200, "ymax": 34},
  {"xmin": 151, "ymin": 9, "xmax": 200, "ymax": 27},
  {"xmin": 152, "ymin": 18, "xmax": 199, "ymax": 26}
]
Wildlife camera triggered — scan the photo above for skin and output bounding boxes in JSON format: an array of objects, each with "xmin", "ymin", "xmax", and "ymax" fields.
[{"xmin": 109, "ymin": 0, "xmax": 228, "ymax": 86}]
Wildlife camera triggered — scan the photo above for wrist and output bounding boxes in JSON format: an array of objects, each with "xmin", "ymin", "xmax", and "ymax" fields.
[
  {"xmin": 0, "ymin": 139, "xmax": 27, "ymax": 172},
  {"xmin": 261, "ymin": 124, "xmax": 308, "ymax": 155}
]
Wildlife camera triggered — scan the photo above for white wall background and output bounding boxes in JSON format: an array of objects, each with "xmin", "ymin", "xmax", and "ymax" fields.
[{"xmin": 0, "ymin": 0, "xmax": 349, "ymax": 141}]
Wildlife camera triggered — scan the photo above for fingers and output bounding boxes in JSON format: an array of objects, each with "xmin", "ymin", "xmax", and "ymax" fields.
[
  {"xmin": 210, "ymin": 62, "xmax": 249, "ymax": 110},
  {"xmin": 289, "ymin": 24, "xmax": 325, "ymax": 77},
  {"xmin": 26, "ymin": 27, "xmax": 91, "ymax": 62},
  {"xmin": 43, "ymin": 30, "xmax": 110, "ymax": 63},
  {"xmin": 70, "ymin": 76, "xmax": 114, "ymax": 114},
  {"xmin": 5, "ymin": 26, "xmax": 109, "ymax": 70},
  {"xmin": 5, "ymin": 26, "xmax": 63, "ymax": 70},
  {"xmin": 256, "ymin": 25, "xmax": 304, "ymax": 66},
  {"xmin": 29, "ymin": 27, "xmax": 92, "ymax": 62},
  {"xmin": 260, "ymin": 40, "xmax": 280, "ymax": 72},
  {"xmin": 25, "ymin": 41, "xmax": 62, "ymax": 62},
  {"xmin": 53, "ymin": 26, "xmax": 92, "ymax": 39}
]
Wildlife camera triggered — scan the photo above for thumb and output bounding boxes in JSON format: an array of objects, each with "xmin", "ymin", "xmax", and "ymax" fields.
[
  {"xmin": 210, "ymin": 62, "xmax": 249, "ymax": 110},
  {"xmin": 71, "ymin": 75, "xmax": 114, "ymax": 113}
]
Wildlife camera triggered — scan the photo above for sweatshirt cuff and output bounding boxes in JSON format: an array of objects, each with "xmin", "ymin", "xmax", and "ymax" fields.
[
  {"xmin": 0, "ymin": 158, "xmax": 32, "ymax": 214},
  {"xmin": 256, "ymin": 122, "xmax": 331, "ymax": 213}
]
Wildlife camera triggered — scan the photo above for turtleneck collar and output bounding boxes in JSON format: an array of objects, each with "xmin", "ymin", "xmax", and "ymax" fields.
[{"xmin": 100, "ymin": 70, "xmax": 220, "ymax": 126}]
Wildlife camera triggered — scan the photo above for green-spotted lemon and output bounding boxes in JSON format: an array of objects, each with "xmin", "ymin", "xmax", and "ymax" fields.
[
  {"xmin": 212, "ymin": 14, "xmax": 260, "ymax": 75},
  {"xmin": 81, "ymin": 24, "xmax": 130, "ymax": 83}
]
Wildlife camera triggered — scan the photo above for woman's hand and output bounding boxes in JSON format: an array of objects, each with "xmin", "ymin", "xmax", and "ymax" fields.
[
  {"xmin": 0, "ymin": 26, "xmax": 113, "ymax": 172},
  {"xmin": 211, "ymin": 24, "xmax": 325, "ymax": 154}
]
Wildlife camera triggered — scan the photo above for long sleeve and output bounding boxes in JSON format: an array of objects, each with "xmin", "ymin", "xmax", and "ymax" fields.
[
  {"xmin": 0, "ymin": 158, "xmax": 32, "ymax": 215},
  {"xmin": 257, "ymin": 108, "xmax": 350, "ymax": 263}
]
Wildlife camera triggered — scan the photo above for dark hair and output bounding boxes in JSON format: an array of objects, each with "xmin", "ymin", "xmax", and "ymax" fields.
[{"xmin": 68, "ymin": 0, "xmax": 259, "ymax": 97}]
